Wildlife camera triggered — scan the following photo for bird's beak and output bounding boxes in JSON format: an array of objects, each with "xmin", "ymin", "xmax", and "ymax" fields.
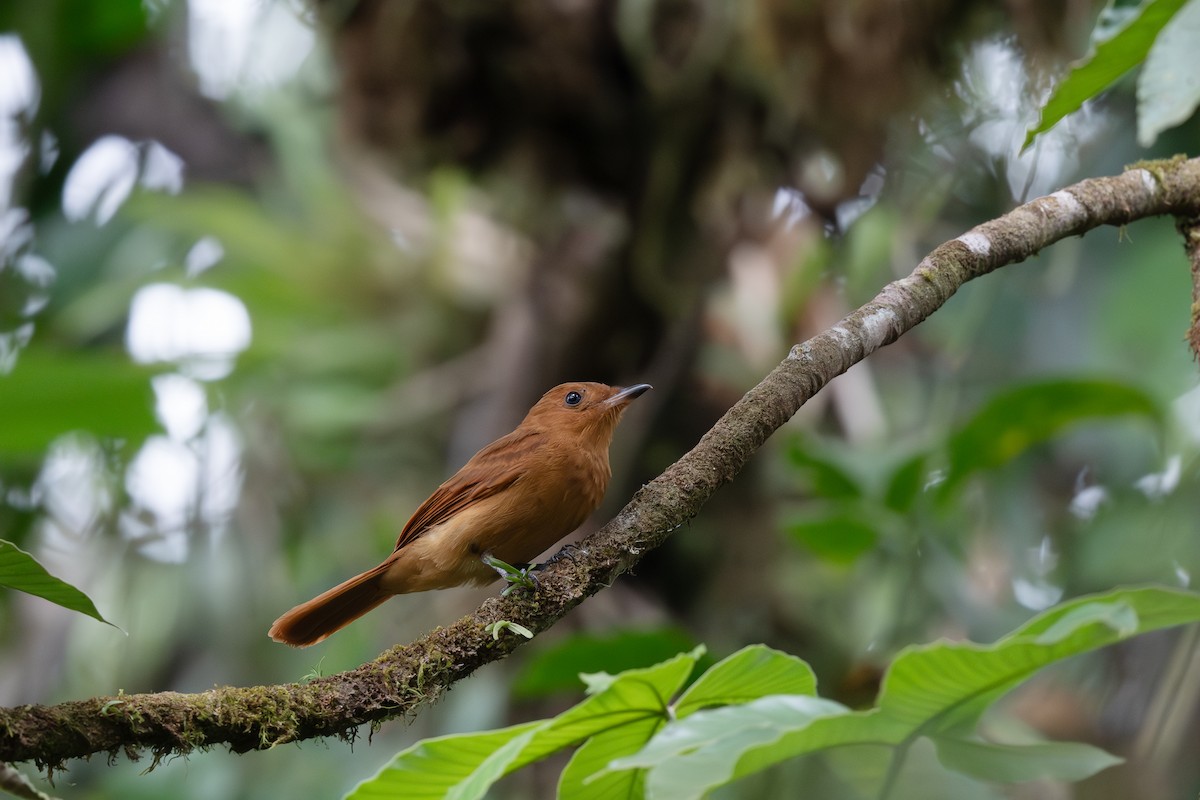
[{"xmin": 604, "ymin": 383, "xmax": 652, "ymax": 408}]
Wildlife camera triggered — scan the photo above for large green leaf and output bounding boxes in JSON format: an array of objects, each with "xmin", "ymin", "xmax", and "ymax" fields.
[
  {"xmin": 876, "ymin": 597, "xmax": 1152, "ymax": 736},
  {"xmin": 938, "ymin": 379, "xmax": 1160, "ymax": 499},
  {"xmin": 0, "ymin": 540, "xmax": 114, "ymax": 626},
  {"xmin": 346, "ymin": 648, "xmax": 704, "ymax": 800},
  {"xmin": 932, "ymin": 737, "xmax": 1123, "ymax": 783},
  {"xmin": 510, "ymin": 648, "xmax": 702, "ymax": 768},
  {"xmin": 345, "ymin": 721, "xmax": 542, "ymax": 800},
  {"xmin": 605, "ymin": 587, "xmax": 1200, "ymax": 799},
  {"xmin": 0, "ymin": 347, "xmax": 158, "ymax": 455},
  {"xmin": 1137, "ymin": 0, "xmax": 1200, "ymax": 144},
  {"xmin": 557, "ymin": 719, "xmax": 660, "ymax": 799},
  {"xmin": 823, "ymin": 740, "xmax": 1001, "ymax": 800},
  {"xmin": 674, "ymin": 645, "xmax": 817, "ymax": 718},
  {"xmin": 1024, "ymin": 0, "xmax": 1190, "ymax": 148},
  {"xmin": 611, "ymin": 695, "xmax": 858, "ymax": 800}
]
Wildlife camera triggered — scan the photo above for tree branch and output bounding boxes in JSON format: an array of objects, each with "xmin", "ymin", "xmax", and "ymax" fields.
[
  {"xmin": 4, "ymin": 157, "xmax": 1200, "ymax": 770},
  {"xmin": 1177, "ymin": 209, "xmax": 1200, "ymax": 360}
]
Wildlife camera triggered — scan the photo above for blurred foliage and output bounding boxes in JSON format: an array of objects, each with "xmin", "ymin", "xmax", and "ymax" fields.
[
  {"xmin": 938, "ymin": 378, "xmax": 1162, "ymax": 499},
  {"xmin": 0, "ymin": 346, "xmax": 158, "ymax": 456},
  {"xmin": 1, "ymin": 0, "xmax": 1200, "ymax": 798},
  {"xmin": 0, "ymin": 0, "xmax": 151, "ymax": 114}
]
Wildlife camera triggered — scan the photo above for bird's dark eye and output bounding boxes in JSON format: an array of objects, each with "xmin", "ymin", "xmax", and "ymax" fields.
[{"xmin": 564, "ymin": 391, "xmax": 583, "ymax": 407}]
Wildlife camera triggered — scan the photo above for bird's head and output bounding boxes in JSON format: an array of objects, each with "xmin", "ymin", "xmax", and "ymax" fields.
[{"xmin": 524, "ymin": 381, "xmax": 651, "ymax": 443}]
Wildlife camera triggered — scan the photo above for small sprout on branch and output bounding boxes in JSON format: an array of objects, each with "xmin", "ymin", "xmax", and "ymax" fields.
[
  {"xmin": 302, "ymin": 659, "xmax": 326, "ymax": 682},
  {"xmin": 482, "ymin": 554, "xmax": 539, "ymax": 596},
  {"xmin": 485, "ymin": 620, "xmax": 534, "ymax": 640},
  {"xmin": 98, "ymin": 698, "xmax": 126, "ymax": 717}
]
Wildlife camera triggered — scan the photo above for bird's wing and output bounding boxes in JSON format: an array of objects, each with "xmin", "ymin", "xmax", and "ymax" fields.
[{"xmin": 393, "ymin": 427, "xmax": 544, "ymax": 552}]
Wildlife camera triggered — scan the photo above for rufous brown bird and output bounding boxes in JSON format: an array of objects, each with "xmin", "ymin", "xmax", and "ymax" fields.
[{"xmin": 269, "ymin": 381, "xmax": 651, "ymax": 647}]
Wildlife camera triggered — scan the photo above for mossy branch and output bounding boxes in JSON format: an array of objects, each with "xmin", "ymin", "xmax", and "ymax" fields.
[
  {"xmin": 3, "ymin": 158, "xmax": 1200, "ymax": 771},
  {"xmin": 1176, "ymin": 210, "xmax": 1200, "ymax": 360}
]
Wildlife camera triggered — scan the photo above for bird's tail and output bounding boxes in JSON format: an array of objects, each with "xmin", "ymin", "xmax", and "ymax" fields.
[{"xmin": 269, "ymin": 562, "xmax": 392, "ymax": 647}]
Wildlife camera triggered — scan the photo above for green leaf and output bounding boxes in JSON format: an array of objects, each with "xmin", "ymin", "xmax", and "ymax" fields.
[
  {"xmin": 1024, "ymin": 0, "xmax": 1190, "ymax": 149},
  {"xmin": 674, "ymin": 645, "xmax": 817, "ymax": 718},
  {"xmin": 933, "ymin": 737, "xmax": 1123, "ymax": 783},
  {"xmin": 349, "ymin": 647, "xmax": 705, "ymax": 800},
  {"xmin": 344, "ymin": 721, "xmax": 542, "ymax": 800},
  {"xmin": 513, "ymin": 647, "xmax": 704, "ymax": 768},
  {"xmin": 939, "ymin": 379, "xmax": 1160, "ymax": 499},
  {"xmin": 883, "ymin": 453, "xmax": 927, "ymax": 512},
  {"xmin": 558, "ymin": 719, "xmax": 660, "ymax": 799},
  {"xmin": 580, "ymin": 670, "xmax": 620, "ymax": 695},
  {"xmin": 785, "ymin": 442, "xmax": 862, "ymax": 499},
  {"xmin": 605, "ymin": 695, "xmax": 854, "ymax": 800},
  {"xmin": 1137, "ymin": 0, "xmax": 1200, "ymax": 145},
  {"xmin": 1031, "ymin": 600, "xmax": 1138, "ymax": 644},
  {"xmin": 824, "ymin": 740, "xmax": 999, "ymax": 800},
  {"xmin": 606, "ymin": 587, "xmax": 1200, "ymax": 799},
  {"xmin": 877, "ymin": 590, "xmax": 1194, "ymax": 735},
  {"xmin": 513, "ymin": 628, "xmax": 702, "ymax": 699},
  {"xmin": 0, "ymin": 348, "xmax": 159, "ymax": 455},
  {"xmin": 784, "ymin": 511, "xmax": 878, "ymax": 564},
  {"xmin": 446, "ymin": 727, "xmax": 542, "ymax": 800},
  {"xmin": 0, "ymin": 540, "xmax": 114, "ymax": 626}
]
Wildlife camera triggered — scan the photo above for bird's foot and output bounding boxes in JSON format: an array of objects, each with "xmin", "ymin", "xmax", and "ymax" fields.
[
  {"xmin": 541, "ymin": 542, "xmax": 586, "ymax": 568},
  {"xmin": 482, "ymin": 554, "xmax": 540, "ymax": 596}
]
